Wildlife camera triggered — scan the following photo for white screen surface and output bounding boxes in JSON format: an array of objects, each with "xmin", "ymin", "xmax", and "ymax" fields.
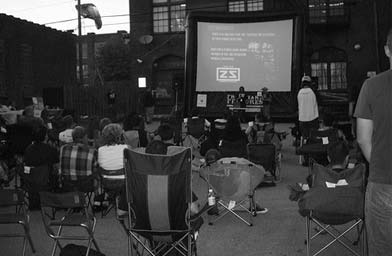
[{"xmin": 196, "ymin": 19, "xmax": 293, "ymax": 92}]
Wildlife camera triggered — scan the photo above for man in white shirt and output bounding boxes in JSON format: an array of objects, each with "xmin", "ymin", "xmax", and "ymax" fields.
[{"xmin": 297, "ymin": 75, "xmax": 319, "ymax": 138}]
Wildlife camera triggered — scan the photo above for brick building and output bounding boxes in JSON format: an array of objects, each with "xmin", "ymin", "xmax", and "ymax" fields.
[
  {"xmin": 0, "ymin": 14, "xmax": 76, "ymax": 109},
  {"xmin": 124, "ymin": 0, "xmax": 392, "ymax": 119}
]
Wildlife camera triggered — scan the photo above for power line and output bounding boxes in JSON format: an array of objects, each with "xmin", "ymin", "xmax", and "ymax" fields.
[
  {"xmin": 7, "ymin": 0, "xmax": 74, "ymax": 13},
  {"xmin": 42, "ymin": 3, "xmax": 232, "ymax": 26}
]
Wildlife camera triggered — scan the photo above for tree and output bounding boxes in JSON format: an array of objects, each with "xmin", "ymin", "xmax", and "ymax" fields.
[{"xmin": 97, "ymin": 35, "xmax": 131, "ymax": 81}]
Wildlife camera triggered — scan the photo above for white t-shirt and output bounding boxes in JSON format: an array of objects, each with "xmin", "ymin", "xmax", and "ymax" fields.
[
  {"xmin": 297, "ymin": 87, "xmax": 319, "ymax": 122},
  {"xmin": 98, "ymin": 144, "xmax": 128, "ymax": 171}
]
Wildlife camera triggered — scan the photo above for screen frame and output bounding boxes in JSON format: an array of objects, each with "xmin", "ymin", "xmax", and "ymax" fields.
[{"xmin": 184, "ymin": 11, "xmax": 303, "ymax": 116}]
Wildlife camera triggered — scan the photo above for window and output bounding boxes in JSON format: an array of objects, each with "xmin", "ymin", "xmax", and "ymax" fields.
[
  {"xmin": 308, "ymin": 0, "xmax": 345, "ymax": 24},
  {"xmin": 311, "ymin": 47, "xmax": 347, "ymax": 91},
  {"xmin": 228, "ymin": 0, "xmax": 263, "ymax": 12},
  {"xmin": 153, "ymin": 0, "xmax": 186, "ymax": 33}
]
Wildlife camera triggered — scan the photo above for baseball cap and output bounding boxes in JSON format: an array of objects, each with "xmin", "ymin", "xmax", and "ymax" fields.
[{"xmin": 301, "ymin": 75, "xmax": 311, "ymax": 82}]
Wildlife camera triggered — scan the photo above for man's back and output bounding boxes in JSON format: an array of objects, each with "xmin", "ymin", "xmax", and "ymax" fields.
[
  {"xmin": 60, "ymin": 143, "xmax": 97, "ymax": 180},
  {"xmin": 298, "ymin": 87, "xmax": 318, "ymax": 122},
  {"xmin": 354, "ymin": 69, "xmax": 392, "ymax": 184}
]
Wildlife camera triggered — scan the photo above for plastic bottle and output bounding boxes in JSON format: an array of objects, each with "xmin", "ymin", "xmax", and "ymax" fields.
[{"xmin": 208, "ymin": 188, "xmax": 216, "ymax": 206}]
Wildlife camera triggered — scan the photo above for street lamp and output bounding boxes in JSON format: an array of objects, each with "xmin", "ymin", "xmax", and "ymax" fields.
[{"xmin": 75, "ymin": 1, "xmax": 102, "ymax": 85}]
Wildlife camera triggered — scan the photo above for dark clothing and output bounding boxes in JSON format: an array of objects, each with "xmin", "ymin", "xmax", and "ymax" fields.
[
  {"xmin": 354, "ymin": 69, "xmax": 392, "ymax": 185},
  {"xmin": 238, "ymin": 93, "xmax": 246, "ymax": 108},
  {"xmin": 18, "ymin": 116, "xmax": 44, "ymax": 131},
  {"xmin": 143, "ymin": 91, "xmax": 155, "ymax": 107},
  {"xmin": 24, "ymin": 142, "xmax": 59, "ymax": 167}
]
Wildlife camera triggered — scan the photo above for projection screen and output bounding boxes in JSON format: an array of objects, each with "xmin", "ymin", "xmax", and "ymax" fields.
[{"xmin": 196, "ymin": 19, "xmax": 293, "ymax": 92}]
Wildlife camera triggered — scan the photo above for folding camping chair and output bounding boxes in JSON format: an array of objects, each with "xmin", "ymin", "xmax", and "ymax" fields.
[
  {"xmin": 247, "ymin": 143, "xmax": 280, "ymax": 181},
  {"xmin": 219, "ymin": 139, "xmax": 248, "ymax": 159},
  {"xmin": 39, "ymin": 191, "xmax": 101, "ymax": 256},
  {"xmin": 201, "ymin": 157, "xmax": 265, "ymax": 226},
  {"xmin": 0, "ymin": 189, "xmax": 36, "ymax": 256},
  {"xmin": 299, "ymin": 163, "xmax": 366, "ymax": 256},
  {"xmin": 20, "ymin": 164, "xmax": 54, "ymax": 209},
  {"xmin": 122, "ymin": 147, "xmax": 202, "ymax": 256},
  {"xmin": 298, "ymin": 128, "xmax": 340, "ymax": 166},
  {"xmin": 97, "ymin": 167, "xmax": 125, "ymax": 217}
]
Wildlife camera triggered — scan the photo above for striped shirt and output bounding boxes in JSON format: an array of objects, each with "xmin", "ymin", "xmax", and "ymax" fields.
[{"xmin": 60, "ymin": 143, "xmax": 97, "ymax": 181}]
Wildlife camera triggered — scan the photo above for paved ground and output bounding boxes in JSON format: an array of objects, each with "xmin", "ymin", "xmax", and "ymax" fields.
[{"xmin": 0, "ymin": 123, "xmax": 365, "ymax": 256}]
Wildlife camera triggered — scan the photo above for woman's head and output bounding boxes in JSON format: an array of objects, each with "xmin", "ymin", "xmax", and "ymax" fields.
[
  {"xmin": 101, "ymin": 123, "xmax": 124, "ymax": 145},
  {"xmin": 99, "ymin": 117, "xmax": 112, "ymax": 132}
]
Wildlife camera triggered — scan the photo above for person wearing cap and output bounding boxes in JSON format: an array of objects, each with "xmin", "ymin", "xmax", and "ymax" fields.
[
  {"xmin": 297, "ymin": 75, "xmax": 319, "ymax": 139},
  {"xmin": 261, "ymin": 87, "xmax": 272, "ymax": 120}
]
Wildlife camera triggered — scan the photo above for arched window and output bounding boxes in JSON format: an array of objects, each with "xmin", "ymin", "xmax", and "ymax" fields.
[{"xmin": 310, "ymin": 47, "xmax": 347, "ymax": 91}]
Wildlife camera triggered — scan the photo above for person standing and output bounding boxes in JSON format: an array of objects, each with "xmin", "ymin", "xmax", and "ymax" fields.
[
  {"xmin": 354, "ymin": 28, "xmax": 392, "ymax": 255},
  {"xmin": 297, "ymin": 75, "xmax": 319, "ymax": 139},
  {"xmin": 143, "ymin": 87, "xmax": 155, "ymax": 124},
  {"xmin": 261, "ymin": 87, "xmax": 272, "ymax": 121}
]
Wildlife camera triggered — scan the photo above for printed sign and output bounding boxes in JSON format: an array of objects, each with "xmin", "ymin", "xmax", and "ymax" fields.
[{"xmin": 216, "ymin": 67, "xmax": 240, "ymax": 82}]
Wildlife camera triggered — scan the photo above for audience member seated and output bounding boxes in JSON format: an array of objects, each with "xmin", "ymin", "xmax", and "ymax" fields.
[
  {"xmin": 199, "ymin": 118, "xmax": 226, "ymax": 156},
  {"xmin": 184, "ymin": 108, "xmax": 211, "ymax": 134},
  {"xmin": 59, "ymin": 126, "xmax": 98, "ymax": 192},
  {"xmin": 58, "ymin": 115, "xmax": 75, "ymax": 144},
  {"xmin": 305, "ymin": 141, "xmax": 351, "ymax": 187},
  {"xmin": 245, "ymin": 113, "xmax": 266, "ymax": 144},
  {"xmin": 24, "ymin": 125, "xmax": 59, "ymax": 208},
  {"xmin": 17, "ymin": 105, "xmax": 44, "ymax": 130},
  {"xmin": 98, "ymin": 123, "xmax": 129, "ymax": 216},
  {"xmin": 122, "ymin": 113, "xmax": 148, "ymax": 148},
  {"xmin": 220, "ymin": 115, "xmax": 248, "ymax": 158},
  {"xmin": 98, "ymin": 124, "xmax": 128, "ymax": 174},
  {"xmin": 326, "ymin": 141, "xmax": 351, "ymax": 172},
  {"xmin": 156, "ymin": 123, "xmax": 175, "ymax": 146},
  {"xmin": 217, "ymin": 117, "xmax": 268, "ymax": 214},
  {"xmin": 93, "ymin": 117, "xmax": 112, "ymax": 148},
  {"xmin": 308, "ymin": 113, "xmax": 344, "ymax": 144}
]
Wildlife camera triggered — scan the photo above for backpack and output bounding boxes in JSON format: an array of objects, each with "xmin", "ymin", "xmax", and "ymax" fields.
[{"xmin": 60, "ymin": 244, "xmax": 105, "ymax": 256}]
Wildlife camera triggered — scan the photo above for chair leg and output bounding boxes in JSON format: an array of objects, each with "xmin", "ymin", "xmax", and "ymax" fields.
[
  {"xmin": 23, "ymin": 224, "xmax": 36, "ymax": 253},
  {"xmin": 51, "ymin": 225, "xmax": 63, "ymax": 256},
  {"xmin": 22, "ymin": 237, "xmax": 27, "ymax": 256},
  {"xmin": 85, "ymin": 239, "xmax": 92, "ymax": 256},
  {"xmin": 306, "ymin": 216, "xmax": 311, "ymax": 256}
]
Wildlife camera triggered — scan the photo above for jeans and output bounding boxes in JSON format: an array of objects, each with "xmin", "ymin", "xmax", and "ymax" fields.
[{"xmin": 365, "ymin": 181, "xmax": 392, "ymax": 255}]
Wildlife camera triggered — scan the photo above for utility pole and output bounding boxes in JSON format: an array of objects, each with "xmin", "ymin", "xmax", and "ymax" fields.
[{"xmin": 77, "ymin": 0, "xmax": 83, "ymax": 85}]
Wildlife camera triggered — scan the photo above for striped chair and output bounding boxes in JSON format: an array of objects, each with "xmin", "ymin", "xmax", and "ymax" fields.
[{"xmin": 123, "ymin": 147, "xmax": 200, "ymax": 256}]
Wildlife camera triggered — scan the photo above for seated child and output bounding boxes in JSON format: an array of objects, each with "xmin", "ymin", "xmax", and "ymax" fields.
[{"xmin": 326, "ymin": 141, "xmax": 351, "ymax": 172}]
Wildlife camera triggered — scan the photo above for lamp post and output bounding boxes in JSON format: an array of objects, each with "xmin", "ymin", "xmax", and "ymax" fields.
[{"xmin": 77, "ymin": 0, "xmax": 83, "ymax": 85}]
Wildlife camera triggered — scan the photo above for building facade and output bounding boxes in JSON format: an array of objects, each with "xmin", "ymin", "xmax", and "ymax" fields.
[
  {"xmin": 125, "ymin": 0, "xmax": 392, "ymax": 119},
  {"xmin": 0, "ymin": 14, "xmax": 76, "ymax": 109}
]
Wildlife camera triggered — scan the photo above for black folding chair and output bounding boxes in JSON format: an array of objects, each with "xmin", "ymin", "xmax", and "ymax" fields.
[
  {"xmin": 0, "ymin": 189, "xmax": 35, "ymax": 256},
  {"xmin": 247, "ymin": 143, "xmax": 279, "ymax": 181},
  {"xmin": 122, "ymin": 147, "xmax": 202, "ymax": 256},
  {"xmin": 39, "ymin": 191, "xmax": 100, "ymax": 256},
  {"xmin": 299, "ymin": 163, "xmax": 366, "ymax": 256},
  {"xmin": 219, "ymin": 139, "xmax": 248, "ymax": 159}
]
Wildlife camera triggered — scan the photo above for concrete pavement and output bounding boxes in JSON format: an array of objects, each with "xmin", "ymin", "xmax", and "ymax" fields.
[{"xmin": 0, "ymin": 123, "xmax": 365, "ymax": 256}]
